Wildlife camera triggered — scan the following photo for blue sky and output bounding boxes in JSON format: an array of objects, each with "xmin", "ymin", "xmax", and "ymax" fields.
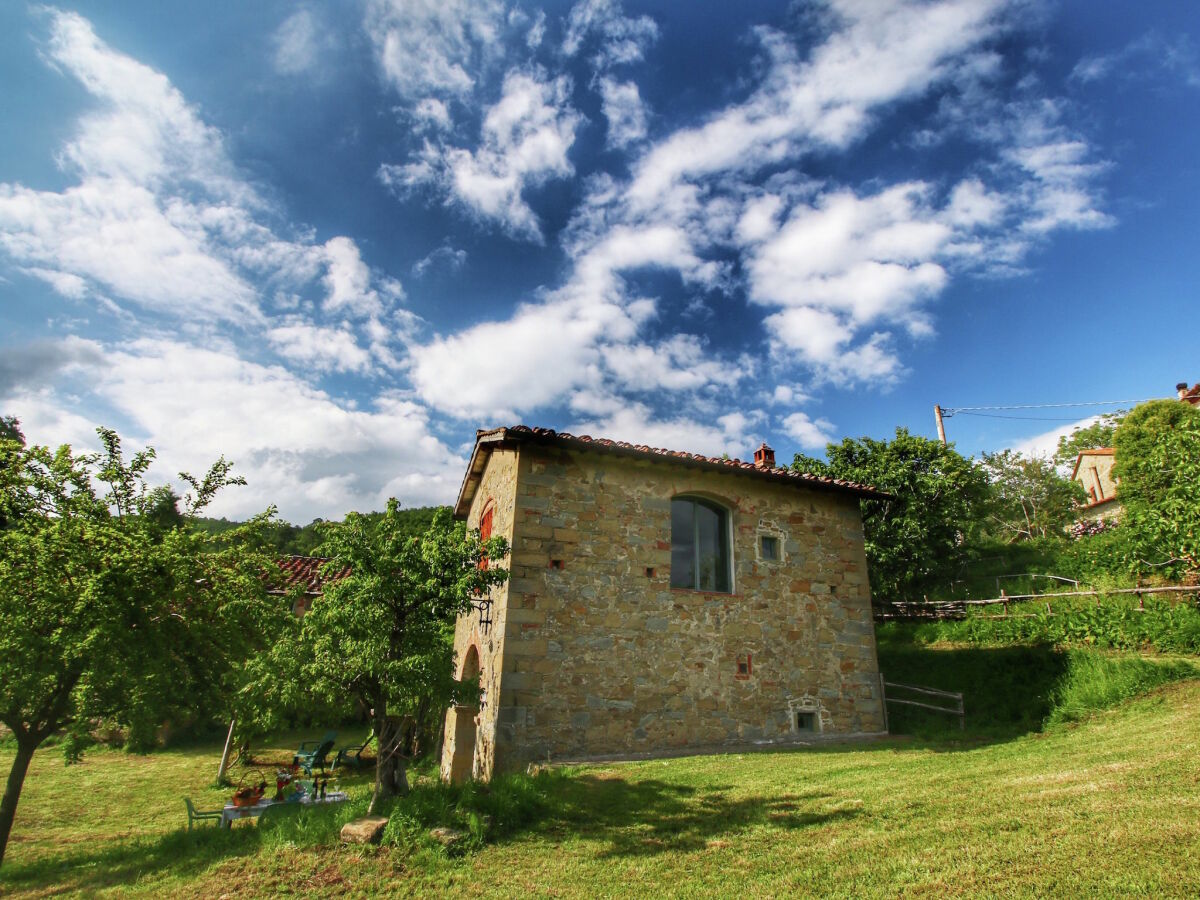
[{"xmin": 1, "ymin": 0, "xmax": 1198, "ymax": 522}]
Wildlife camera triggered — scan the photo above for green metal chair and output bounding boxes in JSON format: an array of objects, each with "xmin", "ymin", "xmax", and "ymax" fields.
[
  {"xmin": 335, "ymin": 734, "xmax": 373, "ymax": 769},
  {"xmin": 292, "ymin": 731, "xmax": 337, "ymax": 775},
  {"xmin": 184, "ymin": 797, "xmax": 223, "ymax": 830}
]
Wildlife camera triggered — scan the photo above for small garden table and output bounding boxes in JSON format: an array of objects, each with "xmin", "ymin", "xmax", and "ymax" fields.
[{"xmin": 220, "ymin": 791, "xmax": 348, "ymax": 828}]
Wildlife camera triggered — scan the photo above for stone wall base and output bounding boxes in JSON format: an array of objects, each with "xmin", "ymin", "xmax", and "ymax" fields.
[{"xmin": 526, "ymin": 730, "xmax": 891, "ymax": 770}]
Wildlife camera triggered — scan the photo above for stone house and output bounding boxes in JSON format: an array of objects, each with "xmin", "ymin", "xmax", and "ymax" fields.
[
  {"xmin": 1071, "ymin": 448, "xmax": 1120, "ymax": 522},
  {"xmin": 1066, "ymin": 381, "xmax": 1200, "ymax": 525},
  {"xmin": 440, "ymin": 426, "xmax": 889, "ymax": 783}
]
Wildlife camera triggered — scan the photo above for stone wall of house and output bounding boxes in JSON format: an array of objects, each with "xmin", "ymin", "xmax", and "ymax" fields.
[
  {"xmin": 440, "ymin": 447, "xmax": 518, "ymax": 783},
  {"xmin": 490, "ymin": 444, "xmax": 885, "ymax": 773},
  {"xmin": 1075, "ymin": 453, "xmax": 1118, "ymax": 505}
]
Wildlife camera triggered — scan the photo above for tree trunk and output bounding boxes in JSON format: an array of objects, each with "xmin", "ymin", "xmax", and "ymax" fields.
[
  {"xmin": 215, "ymin": 718, "xmax": 236, "ymax": 785},
  {"xmin": 367, "ymin": 713, "xmax": 409, "ymax": 815},
  {"xmin": 0, "ymin": 735, "xmax": 38, "ymax": 868}
]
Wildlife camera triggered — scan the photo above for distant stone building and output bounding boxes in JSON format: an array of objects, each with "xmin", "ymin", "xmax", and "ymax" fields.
[
  {"xmin": 440, "ymin": 426, "xmax": 888, "ymax": 783},
  {"xmin": 1071, "ymin": 448, "xmax": 1120, "ymax": 522}
]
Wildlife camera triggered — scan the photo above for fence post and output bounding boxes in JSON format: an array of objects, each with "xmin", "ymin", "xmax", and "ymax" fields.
[{"xmin": 879, "ymin": 673, "xmax": 889, "ymax": 734}]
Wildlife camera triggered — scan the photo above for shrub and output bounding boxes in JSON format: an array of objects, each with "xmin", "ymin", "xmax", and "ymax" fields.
[
  {"xmin": 381, "ymin": 769, "xmax": 566, "ymax": 855},
  {"xmin": 1112, "ymin": 399, "xmax": 1200, "ymax": 581}
]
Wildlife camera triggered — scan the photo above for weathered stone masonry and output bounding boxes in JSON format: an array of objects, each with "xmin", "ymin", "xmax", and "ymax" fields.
[{"xmin": 442, "ymin": 427, "xmax": 887, "ymax": 780}]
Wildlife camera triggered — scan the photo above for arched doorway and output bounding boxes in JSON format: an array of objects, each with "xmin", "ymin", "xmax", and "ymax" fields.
[{"xmin": 447, "ymin": 645, "xmax": 480, "ymax": 784}]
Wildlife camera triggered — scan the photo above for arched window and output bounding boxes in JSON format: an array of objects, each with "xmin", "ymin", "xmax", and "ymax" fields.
[
  {"xmin": 670, "ymin": 496, "xmax": 732, "ymax": 592},
  {"xmin": 478, "ymin": 504, "xmax": 494, "ymax": 570}
]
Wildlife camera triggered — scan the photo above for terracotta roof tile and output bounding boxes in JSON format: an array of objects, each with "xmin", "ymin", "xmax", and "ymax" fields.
[
  {"xmin": 270, "ymin": 555, "xmax": 350, "ymax": 595},
  {"xmin": 456, "ymin": 424, "xmax": 887, "ymax": 516}
]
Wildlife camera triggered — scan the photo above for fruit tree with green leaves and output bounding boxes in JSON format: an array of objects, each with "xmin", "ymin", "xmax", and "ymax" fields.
[
  {"xmin": 298, "ymin": 501, "xmax": 509, "ymax": 812},
  {"xmin": 0, "ymin": 428, "xmax": 284, "ymax": 867},
  {"xmin": 979, "ymin": 449, "xmax": 1086, "ymax": 542},
  {"xmin": 1112, "ymin": 399, "xmax": 1200, "ymax": 581},
  {"xmin": 794, "ymin": 428, "xmax": 990, "ymax": 602}
]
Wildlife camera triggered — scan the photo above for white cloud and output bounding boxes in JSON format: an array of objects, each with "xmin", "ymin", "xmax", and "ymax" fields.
[
  {"xmin": 740, "ymin": 183, "xmax": 957, "ymax": 384},
  {"xmin": 570, "ymin": 401, "xmax": 759, "ymax": 459},
  {"xmin": 626, "ymin": 0, "xmax": 1007, "ymax": 209},
  {"xmin": 1004, "ymin": 102, "xmax": 1113, "ymax": 234},
  {"xmin": 598, "ymin": 77, "xmax": 648, "ymax": 148},
  {"xmin": 0, "ymin": 335, "xmax": 105, "ymax": 395},
  {"xmin": 1009, "ymin": 415, "xmax": 1101, "ymax": 460},
  {"xmin": 382, "ymin": 69, "xmax": 582, "ymax": 241},
  {"xmin": 413, "ymin": 98, "xmax": 453, "ymax": 132},
  {"xmin": 1071, "ymin": 32, "xmax": 1200, "ymax": 90},
  {"xmin": 42, "ymin": 11, "xmax": 255, "ymax": 204},
  {"xmin": 2, "ymin": 338, "xmax": 464, "ymax": 522},
  {"xmin": 781, "ymin": 411, "xmax": 836, "ymax": 450},
  {"xmin": 0, "ymin": 180, "xmax": 260, "ymax": 321},
  {"xmin": 272, "ymin": 8, "xmax": 329, "ymax": 76},
  {"xmin": 526, "ymin": 10, "xmax": 547, "ymax": 49},
  {"xmin": 366, "ymin": 0, "xmax": 506, "ymax": 100},
  {"xmin": 20, "ymin": 267, "xmax": 89, "ymax": 299},
  {"xmin": 267, "ymin": 319, "xmax": 373, "ymax": 374},
  {"xmin": 407, "ymin": 220, "xmax": 719, "ymax": 419},
  {"xmin": 746, "ymin": 183, "xmax": 951, "ymax": 322},
  {"xmin": 563, "ymin": 0, "xmax": 659, "ymax": 69},
  {"xmin": 602, "ymin": 334, "xmax": 745, "ymax": 393},
  {"xmin": 409, "ymin": 300, "xmax": 601, "ymax": 420},
  {"xmin": 0, "ymin": 11, "xmax": 402, "ymax": 330},
  {"xmin": 412, "ymin": 243, "xmax": 468, "ymax": 278},
  {"xmin": 322, "ymin": 236, "xmax": 403, "ymax": 318}
]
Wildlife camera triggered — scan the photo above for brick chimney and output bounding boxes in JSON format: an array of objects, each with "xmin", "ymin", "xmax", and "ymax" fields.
[
  {"xmin": 753, "ymin": 442, "xmax": 775, "ymax": 469},
  {"xmin": 1178, "ymin": 382, "xmax": 1189, "ymax": 400}
]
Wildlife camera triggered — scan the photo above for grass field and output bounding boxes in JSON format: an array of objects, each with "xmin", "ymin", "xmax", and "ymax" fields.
[{"xmin": 2, "ymin": 672, "xmax": 1199, "ymax": 897}]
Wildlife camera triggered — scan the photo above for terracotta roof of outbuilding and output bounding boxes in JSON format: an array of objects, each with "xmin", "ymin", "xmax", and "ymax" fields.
[
  {"xmin": 270, "ymin": 555, "xmax": 351, "ymax": 595},
  {"xmin": 455, "ymin": 425, "xmax": 887, "ymax": 517}
]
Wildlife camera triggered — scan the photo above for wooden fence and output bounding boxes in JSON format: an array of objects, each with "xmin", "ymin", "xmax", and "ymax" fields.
[
  {"xmin": 876, "ymin": 584, "xmax": 1200, "ymax": 621},
  {"xmin": 880, "ymin": 677, "xmax": 964, "ymax": 730}
]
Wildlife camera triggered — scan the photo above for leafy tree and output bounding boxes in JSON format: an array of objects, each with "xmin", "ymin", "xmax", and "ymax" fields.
[
  {"xmin": 1112, "ymin": 400, "xmax": 1200, "ymax": 579},
  {"xmin": 979, "ymin": 450, "xmax": 1086, "ymax": 541},
  {"xmin": 0, "ymin": 416, "xmax": 22, "ymax": 446},
  {"xmin": 1053, "ymin": 410, "xmax": 1126, "ymax": 467},
  {"xmin": 193, "ymin": 506, "xmax": 449, "ymax": 557},
  {"xmin": 0, "ymin": 417, "xmax": 24, "ymax": 531},
  {"xmin": 299, "ymin": 501, "xmax": 508, "ymax": 811},
  {"xmin": 794, "ymin": 428, "xmax": 990, "ymax": 602},
  {"xmin": 0, "ymin": 429, "xmax": 284, "ymax": 866}
]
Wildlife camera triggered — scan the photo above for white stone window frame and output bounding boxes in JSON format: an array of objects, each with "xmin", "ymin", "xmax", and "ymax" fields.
[
  {"xmin": 788, "ymin": 694, "xmax": 831, "ymax": 734},
  {"xmin": 756, "ymin": 527, "xmax": 786, "ymax": 564}
]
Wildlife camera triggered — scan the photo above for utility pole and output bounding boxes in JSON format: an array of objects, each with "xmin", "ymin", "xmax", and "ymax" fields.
[{"xmin": 934, "ymin": 405, "xmax": 947, "ymax": 446}]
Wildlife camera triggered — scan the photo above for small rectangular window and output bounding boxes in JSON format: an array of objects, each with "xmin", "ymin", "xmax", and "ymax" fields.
[
  {"xmin": 735, "ymin": 654, "xmax": 752, "ymax": 678},
  {"xmin": 795, "ymin": 711, "xmax": 816, "ymax": 732},
  {"xmin": 760, "ymin": 535, "xmax": 779, "ymax": 561}
]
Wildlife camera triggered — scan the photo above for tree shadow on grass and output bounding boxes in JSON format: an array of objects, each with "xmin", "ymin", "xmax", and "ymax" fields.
[
  {"xmin": 0, "ymin": 825, "xmax": 260, "ymax": 895},
  {"xmin": 533, "ymin": 775, "xmax": 861, "ymax": 858},
  {"xmin": 0, "ymin": 799, "xmax": 368, "ymax": 895}
]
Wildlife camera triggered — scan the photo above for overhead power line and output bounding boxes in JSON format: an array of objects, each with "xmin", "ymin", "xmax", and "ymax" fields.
[
  {"xmin": 942, "ymin": 398, "xmax": 1160, "ymax": 415},
  {"xmin": 953, "ymin": 412, "xmax": 1096, "ymax": 422},
  {"xmin": 932, "ymin": 397, "xmax": 1165, "ymax": 446}
]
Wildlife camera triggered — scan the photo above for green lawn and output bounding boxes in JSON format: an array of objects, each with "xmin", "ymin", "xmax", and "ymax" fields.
[{"xmin": 2, "ymin": 677, "xmax": 1199, "ymax": 897}]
